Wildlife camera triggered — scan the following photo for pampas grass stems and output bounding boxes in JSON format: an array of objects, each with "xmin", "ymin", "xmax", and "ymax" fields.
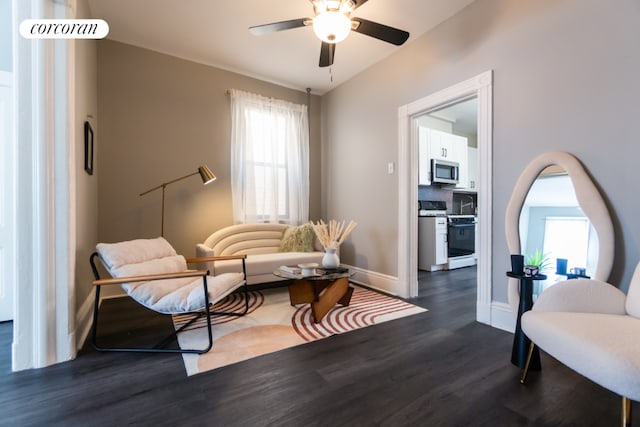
[{"xmin": 311, "ymin": 219, "xmax": 358, "ymax": 250}]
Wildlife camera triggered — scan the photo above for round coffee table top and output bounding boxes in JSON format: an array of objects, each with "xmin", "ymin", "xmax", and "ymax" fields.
[{"xmin": 274, "ymin": 266, "xmax": 352, "ymax": 281}]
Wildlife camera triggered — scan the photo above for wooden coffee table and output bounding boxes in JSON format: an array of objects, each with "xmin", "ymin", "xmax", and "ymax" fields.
[{"xmin": 274, "ymin": 268, "xmax": 354, "ymax": 323}]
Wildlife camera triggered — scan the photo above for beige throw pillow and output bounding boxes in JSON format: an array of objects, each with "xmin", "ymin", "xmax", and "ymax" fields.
[{"xmin": 279, "ymin": 223, "xmax": 314, "ymax": 252}]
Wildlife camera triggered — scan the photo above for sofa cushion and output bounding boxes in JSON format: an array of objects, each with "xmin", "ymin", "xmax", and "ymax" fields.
[
  {"xmin": 204, "ymin": 223, "xmax": 288, "ymax": 255},
  {"xmin": 213, "ymin": 252, "xmax": 324, "ymax": 280},
  {"xmin": 279, "ymin": 223, "xmax": 314, "ymax": 252},
  {"xmin": 522, "ymin": 311, "xmax": 640, "ymax": 401}
]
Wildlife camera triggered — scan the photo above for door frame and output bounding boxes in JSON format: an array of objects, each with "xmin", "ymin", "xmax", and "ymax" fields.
[{"xmin": 397, "ymin": 70, "xmax": 493, "ymax": 325}]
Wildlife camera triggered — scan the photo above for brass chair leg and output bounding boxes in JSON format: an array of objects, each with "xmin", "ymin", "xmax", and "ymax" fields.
[
  {"xmin": 622, "ymin": 396, "xmax": 632, "ymax": 427},
  {"xmin": 520, "ymin": 342, "xmax": 536, "ymax": 384}
]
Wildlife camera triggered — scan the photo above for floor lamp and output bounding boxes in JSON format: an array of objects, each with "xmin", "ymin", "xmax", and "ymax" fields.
[{"xmin": 140, "ymin": 165, "xmax": 216, "ymax": 236}]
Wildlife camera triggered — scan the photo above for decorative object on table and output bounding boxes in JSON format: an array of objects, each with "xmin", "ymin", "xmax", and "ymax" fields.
[
  {"xmin": 523, "ymin": 265, "xmax": 539, "ymax": 277},
  {"xmin": 279, "ymin": 265, "xmax": 301, "ymax": 275},
  {"xmin": 555, "ymin": 258, "xmax": 568, "ymax": 275},
  {"xmin": 570, "ymin": 267, "xmax": 587, "ymax": 276},
  {"xmin": 510, "ymin": 254, "xmax": 524, "ymax": 275},
  {"xmin": 322, "ymin": 248, "xmax": 340, "ymax": 268},
  {"xmin": 297, "ymin": 262, "xmax": 318, "ymax": 277},
  {"xmin": 140, "ymin": 165, "xmax": 216, "ymax": 236},
  {"xmin": 311, "ymin": 219, "xmax": 358, "ymax": 268},
  {"xmin": 84, "ymin": 121, "xmax": 94, "ymax": 175},
  {"xmin": 524, "ymin": 249, "xmax": 551, "ymax": 277},
  {"xmin": 172, "ymin": 284, "xmax": 427, "ymax": 376}
]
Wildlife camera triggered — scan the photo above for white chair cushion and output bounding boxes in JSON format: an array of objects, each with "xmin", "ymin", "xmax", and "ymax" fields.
[
  {"xmin": 126, "ymin": 272, "xmax": 245, "ymax": 315},
  {"xmin": 97, "ymin": 237, "xmax": 177, "ymax": 270},
  {"xmin": 96, "ymin": 237, "xmax": 245, "ymax": 314},
  {"xmin": 522, "ymin": 311, "xmax": 640, "ymax": 401},
  {"xmin": 532, "ymin": 279, "xmax": 627, "ymax": 314}
]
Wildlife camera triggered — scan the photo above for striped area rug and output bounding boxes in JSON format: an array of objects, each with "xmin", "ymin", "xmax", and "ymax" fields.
[{"xmin": 172, "ymin": 285, "xmax": 427, "ymax": 376}]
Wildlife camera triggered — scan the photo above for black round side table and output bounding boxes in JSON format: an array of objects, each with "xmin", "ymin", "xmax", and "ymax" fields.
[{"xmin": 507, "ymin": 271, "xmax": 547, "ymax": 370}]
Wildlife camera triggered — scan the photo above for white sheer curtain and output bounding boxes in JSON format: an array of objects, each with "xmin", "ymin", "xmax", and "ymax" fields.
[{"xmin": 230, "ymin": 89, "xmax": 309, "ymax": 225}]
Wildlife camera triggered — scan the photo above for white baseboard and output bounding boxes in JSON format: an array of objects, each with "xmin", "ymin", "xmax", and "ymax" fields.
[
  {"xmin": 490, "ymin": 301, "xmax": 515, "ymax": 333},
  {"xmin": 476, "ymin": 301, "xmax": 491, "ymax": 325},
  {"xmin": 75, "ymin": 291, "xmax": 96, "ymax": 351},
  {"xmin": 343, "ymin": 264, "xmax": 400, "ymax": 296}
]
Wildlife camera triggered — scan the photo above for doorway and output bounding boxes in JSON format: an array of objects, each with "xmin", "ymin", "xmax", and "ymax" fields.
[{"xmin": 397, "ymin": 70, "xmax": 493, "ymax": 325}]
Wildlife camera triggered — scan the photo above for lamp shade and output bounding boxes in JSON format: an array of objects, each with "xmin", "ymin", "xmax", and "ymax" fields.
[
  {"xmin": 198, "ymin": 165, "xmax": 216, "ymax": 185},
  {"xmin": 313, "ymin": 11, "xmax": 351, "ymax": 43}
]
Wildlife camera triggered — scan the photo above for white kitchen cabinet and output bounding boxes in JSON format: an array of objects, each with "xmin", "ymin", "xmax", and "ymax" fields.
[
  {"xmin": 453, "ymin": 138, "xmax": 468, "ymax": 189},
  {"xmin": 418, "ymin": 216, "xmax": 448, "ymax": 271},
  {"xmin": 418, "ymin": 127, "xmax": 468, "ymax": 187},
  {"xmin": 418, "ymin": 127, "xmax": 431, "ymax": 185}
]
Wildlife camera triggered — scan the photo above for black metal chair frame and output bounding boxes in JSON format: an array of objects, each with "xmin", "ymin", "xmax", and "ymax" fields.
[{"xmin": 89, "ymin": 253, "xmax": 249, "ymax": 354}]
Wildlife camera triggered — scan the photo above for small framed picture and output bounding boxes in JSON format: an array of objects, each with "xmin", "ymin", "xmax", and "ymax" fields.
[{"xmin": 84, "ymin": 121, "xmax": 93, "ymax": 175}]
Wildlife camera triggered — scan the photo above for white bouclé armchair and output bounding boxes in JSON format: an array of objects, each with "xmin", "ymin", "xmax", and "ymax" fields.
[{"xmin": 521, "ymin": 262, "xmax": 640, "ymax": 426}]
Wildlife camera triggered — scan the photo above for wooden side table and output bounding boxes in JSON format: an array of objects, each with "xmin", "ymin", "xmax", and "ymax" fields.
[{"xmin": 507, "ymin": 271, "xmax": 547, "ymax": 370}]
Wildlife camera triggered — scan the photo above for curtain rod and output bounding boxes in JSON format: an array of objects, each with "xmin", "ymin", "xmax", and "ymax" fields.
[{"xmin": 225, "ymin": 89, "xmax": 313, "ymax": 96}]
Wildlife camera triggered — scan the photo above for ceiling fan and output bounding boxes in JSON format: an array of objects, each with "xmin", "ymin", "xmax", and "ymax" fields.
[{"xmin": 249, "ymin": 0, "xmax": 410, "ymax": 67}]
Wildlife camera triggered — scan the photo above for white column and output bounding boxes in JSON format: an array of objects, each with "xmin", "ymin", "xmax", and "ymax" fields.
[{"xmin": 12, "ymin": 0, "xmax": 76, "ymax": 371}]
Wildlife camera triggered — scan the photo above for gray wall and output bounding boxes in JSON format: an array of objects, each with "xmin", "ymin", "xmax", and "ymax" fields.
[
  {"xmin": 74, "ymin": 0, "xmax": 99, "ymax": 318},
  {"xmin": 97, "ymin": 40, "xmax": 322, "ymax": 257},
  {"xmin": 322, "ymin": 0, "xmax": 640, "ymax": 300}
]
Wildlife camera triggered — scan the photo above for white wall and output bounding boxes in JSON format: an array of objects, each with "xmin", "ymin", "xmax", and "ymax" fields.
[
  {"xmin": 0, "ymin": 0, "xmax": 11, "ymax": 72},
  {"xmin": 323, "ymin": 0, "xmax": 640, "ymax": 300}
]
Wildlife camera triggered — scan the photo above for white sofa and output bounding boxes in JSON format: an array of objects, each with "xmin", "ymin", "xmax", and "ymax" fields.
[
  {"xmin": 196, "ymin": 223, "xmax": 325, "ymax": 285},
  {"xmin": 521, "ymin": 262, "xmax": 640, "ymax": 425}
]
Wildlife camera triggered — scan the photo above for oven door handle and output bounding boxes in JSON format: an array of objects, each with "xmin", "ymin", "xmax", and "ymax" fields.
[{"xmin": 448, "ymin": 223, "xmax": 476, "ymax": 228}]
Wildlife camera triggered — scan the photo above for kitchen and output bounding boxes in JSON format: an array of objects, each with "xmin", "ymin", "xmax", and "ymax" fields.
[{"xmin": 416, "ymin": 98, "xmax": 479, "ymax": 274}]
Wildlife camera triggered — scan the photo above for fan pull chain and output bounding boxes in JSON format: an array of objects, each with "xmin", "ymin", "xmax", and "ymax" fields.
[{"xmin": 330, "ymin": 66, "xmax": 333, "ymax": 83}]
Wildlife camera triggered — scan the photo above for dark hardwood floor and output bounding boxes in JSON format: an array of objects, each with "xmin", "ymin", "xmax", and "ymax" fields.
[{"xmin": 0, "ymin": 266, "xmax": 633, "ymax": 426}]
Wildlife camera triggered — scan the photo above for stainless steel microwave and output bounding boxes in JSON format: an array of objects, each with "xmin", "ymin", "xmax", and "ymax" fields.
[{"xmin": 431, "ymin": 158, "xmax": 459, "ymax": 185}]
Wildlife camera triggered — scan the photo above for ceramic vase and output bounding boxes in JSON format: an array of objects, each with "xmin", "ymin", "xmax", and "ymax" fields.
[{"xmin": 322, "ymin": 248, "xmax": 340, "ymax": 268}]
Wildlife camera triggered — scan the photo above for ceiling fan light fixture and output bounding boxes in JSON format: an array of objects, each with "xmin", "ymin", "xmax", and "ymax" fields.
[{"xmin": 313, "ymin": 11, "xmax": 351, "ymax": 43}]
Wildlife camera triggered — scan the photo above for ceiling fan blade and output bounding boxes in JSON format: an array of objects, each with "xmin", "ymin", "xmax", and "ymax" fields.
[
  {"xmin": 351, "ymin": 0, "xmax": 370, "ymax": 10},
  {"xmin": 351, "ymin": 18, "xmax": 410, "ymax": 46},
  {"xmin": 319, "ymin": 42, "xmax": 336, "ymax": 67},
  {"xmin": 249, "ymin": 18, "xmax": 309, "ymax": 36}
]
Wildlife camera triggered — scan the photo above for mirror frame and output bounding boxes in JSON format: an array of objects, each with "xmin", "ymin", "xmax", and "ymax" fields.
[{"xmin": 505, "ymin": 151, "xmax": 614, "ymax": 312}]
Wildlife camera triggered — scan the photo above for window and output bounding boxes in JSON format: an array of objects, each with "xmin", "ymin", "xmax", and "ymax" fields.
[
  {"xmin": 543, "ymin": 216, "xmax": 590, "ymax": 271},
  {"xmin": 230, "ymin": 89, "xmax": 309, "ymax": 224}
]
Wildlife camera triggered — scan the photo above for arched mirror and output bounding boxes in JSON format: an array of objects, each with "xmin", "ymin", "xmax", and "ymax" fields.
[{"xmin": 505, "ymin": 151, "xmax": 614, "ymax": 313}]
